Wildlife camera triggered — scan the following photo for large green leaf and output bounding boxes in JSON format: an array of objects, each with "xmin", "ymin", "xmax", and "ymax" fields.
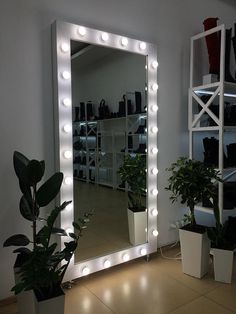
[
  {"xmin": 36, "ymin": 172, "xmax": 63, "ymax": 207},
  {"xmin": 19, "ymin": 180, "xmax": 32, "ymax": 204},
  {"xmin": 3, "ymin": 234, "xmax": 30, "ymax": 247},
  {"xmin": 36, "ymin": 226, "xmax": 50, "ymax": 247},
  {"xmin": 26, "ymin": 160, "xmax": 45, "ymax": 185},
  {"xmin": 13, "ymin": 247, "xmax": 31, "ymax": 254},
  {"xmin": 51, "ymin": 227, "xmax": 67, "ymax": 236},
  {"xmin": 13, "ymin": 151, "xmax": 29, "ymax": 183},
  {"xmin": 20, "ymin": 195, "xmax": 37, "ymax": 221}
]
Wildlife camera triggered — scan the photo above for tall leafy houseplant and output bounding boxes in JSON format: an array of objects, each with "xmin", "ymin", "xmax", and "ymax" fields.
[
  {"xmin": 165, "ymin": 157, "xmax": 222, "ymax": 228},
  {"xmin": 3, "ymin": 151, "xmax": 91, "ymax": 301},
  {"xmin": 118, "ymin": 154, "xmax": 146, "ymax": 212}
]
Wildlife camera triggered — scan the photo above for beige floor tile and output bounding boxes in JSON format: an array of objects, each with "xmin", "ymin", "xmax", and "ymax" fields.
[
  {"xmin": 169, "ymin": 296, "xmax": 234, "ymax": 314},
  {"xmin": 206, "ymin": 284, "xmax": 236, "ymax": 313}
]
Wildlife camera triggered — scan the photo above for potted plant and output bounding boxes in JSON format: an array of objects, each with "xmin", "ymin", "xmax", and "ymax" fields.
[
  {"xmin": 165, "ymin": 156, "xmax": 222, "ymax": 278},
  {"xmin": 207, "ymin": 202, "xmax": 234, "ymax": 283},
  {"xmin": 118, "ymin": 154, "xmax": 147, "ymax": 245},
  {"xmin": 3, "ymin": 151, "xmax": 91, "ymax": 314}
]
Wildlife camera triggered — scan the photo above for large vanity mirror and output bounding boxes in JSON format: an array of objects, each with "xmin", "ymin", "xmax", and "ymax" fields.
[{"xmin": 52, "ymin": 21, "xmax": 158, "ymax": 282}]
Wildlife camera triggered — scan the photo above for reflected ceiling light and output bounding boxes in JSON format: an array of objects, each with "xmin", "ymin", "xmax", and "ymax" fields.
[
  {"xmin": 152, "ymin": 229, "xmax": 159, "ymax": 237},
  {"xmin": 63, "ymin": 124, "xmax": 72, "ymax": 133},
  {"xmin": 64, "ymin": 176, "xmax": 73, "ymax": 185},
  {"xmin": 139, "ymin": 42, "xmax": 146, "ymax": 50},
  {"xmin": 78, "ymin": 26, "xmax": 86, "ymax": 36},
  {"xmin": 62, "ymin": 98, "xmax": 71, "ymax": 107},
  {"xmin": 152, "ymin": 189, "xmax": 158, "ymax": 196},
  {"xmin": 63, "ymin": 151, "xmax": 72, "ymax": 159},
  {"xmin": 140, "ymin": 248, "xmax": 147, "ymax": 256},
  {"xmin": 60, "ymin": 42, "xmax": 70, "ymax": 53},
  {"xmin": 152, "ymin": 60, "xmax": 159, "ymax": 69},
  {"xmin": 151, "ymin": 147, "xmax": 158, "ymax": 154},
  {"xmin": 151, "ymin": 83, "xmax": 159, "ymax": 91},
  {"xmin": 151, "ymin": 104, "xmax": 158, "ymax": 112},
  {"xmin": 61, "ymin": 71, "xmax": 70, "ymax": 80},
  {"xmin": 82, "ymin": 266, "xmax": 90, "ymax": 276},
  {"xmin": 151, "ymin": 208, "xmax": 158, "ymax": 216},
  {"xmin": 151, "ymin": 168, "xmax": 158, "ymax": 175},
  {"xmin": 151, "ymin": 126, "xmax": 158, "ymax": 134},
  {"xmin": 104, "ymin": 259, "xmax": 111, "ymax": 268},
  {"xmin": 123, "ymin": 253, "xmax": 130, "ymax": 262},
  {"xmin": 101, "ymin": 32, "xmax": 109, "ymax": 42},
  {"xmin": 121, "ymin": 37, "xmax": 128, "ymax": 47}
]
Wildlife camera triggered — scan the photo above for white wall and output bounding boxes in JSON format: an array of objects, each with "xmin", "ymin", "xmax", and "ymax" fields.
[{"xmin": 0, "ymin": 0, "xmax": 235, "ymax": 299}]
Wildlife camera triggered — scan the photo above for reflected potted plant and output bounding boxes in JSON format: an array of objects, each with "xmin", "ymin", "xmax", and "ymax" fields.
[
  {"xmin": 165, "ymin": 156, "xmax": 222, "ymax": 278},
  {"xmin": 118, "ymin": 154, "xmax": 147, "ymax": 245},
  {"xmin": 3, "ymin": 151, "xmax": 91, "ymax": 314},
  {"xmin": 207, "ymin": 202, "xmax": 234, "ymax": 283}
]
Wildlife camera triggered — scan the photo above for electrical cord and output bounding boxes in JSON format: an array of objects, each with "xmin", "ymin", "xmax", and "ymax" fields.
[{"xmin": 158, "ymin": 241, "xmax": 182, "ymax": 260}]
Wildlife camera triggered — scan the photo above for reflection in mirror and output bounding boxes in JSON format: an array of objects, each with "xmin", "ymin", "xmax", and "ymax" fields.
[{"xmin": 71, "ymin": 42, "xmax": 147, "ymax": 263}]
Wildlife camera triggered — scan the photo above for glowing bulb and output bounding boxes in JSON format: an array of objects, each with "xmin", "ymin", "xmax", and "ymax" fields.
[
  {"xmin": 151, "ymin": 147, "xmax": 158, "ymax": 154},
  {"xmin": 145, "ymin": 168, "xmax": 147, "ymax": 173},
  {"xmin": 63, "ymin": 124, "xmax": 72, "ymax": 133},
  {"xmin": 145, "ymin": 148, "xmax": 147, "ymax": 153},
  {"xmin": 145, "ymin": 65, "xmax": 148, "ymax": 70},
  {"xmin": 78, "ymin": 26, "xmax": 86, "ymax": 36},
  {"xmin": 66, "ymin": 203, "xmax": 73, "ymax": 211},
  {"xmin": 151, "ymin": 126, "xmax": 158, "ymax": 134},
  {"xmin": 61, "ymin": 71, "xmax": 70, "ymax": 80},
  {"xmin": 82, "ymin": 266, "xmax": 90, "ymax": 276},
  {"xmin": 123, "ymin": 253, "xmax": 130, "ymax": 262},
  {"xmin": 145, "ymin": 228, "xmax": 147, "ymax": 233},
  {"xmin": 62, "ymin": 98, "xmax": 71, "ymax": 107},
  {"xmin": 101, "ymin": 32, "xmax": 109, "ymax": 42},
  {"xmin": 121, "ymin": 37, "xmax": 128, "ymax": 47},
  {"xmin": 139, "ymin": 42, "xmax": 146, "ymax": 50},
  {"xmin": 152, "ymin": 83, "xmax": 159, "ymax": 91},
  {"xmin": 64, "ymin": 176, "xmax": 73, "ymax": 185},
  {"xmin": 66, "ymin": 228, "xmax": 73, "ymax": 235},
  {"xmin": 152, "ymin": 229, "xmax": 159, "ymax": 237},
  {"xmin": 60, "ymin": 42, "xmax": 70, "ymax": 53},
  {"xmin": 152, "ymin": 60, "xmax": 159, "ymax": 69},
  {"xmin": 140, "ymin": 248, "xmax": 147, "ymax": 256},
  {"xmin": 152, "ymin": 188, "xmax": 158, "ymax": 196},
  {"xmin": 144, "ymin": 128, "xmax": 147, "ymax": 133},
  {"xmin": 104, "ymin": 260, "xmax": 111, "ymax": 268},
  {"xmin": 152, "ymin": 168, "xmax": 158, "ymax": 175},
  {"xmin": 64, "ymin": 151, "xmax": 72, "ymax": 159},
  {"xmin": 151, "ymin": 104, "xmax": 158, "ymax": 112},
  {"xmin": 152, "ymin": 208, "xmax": 158, "ymax": 216}
]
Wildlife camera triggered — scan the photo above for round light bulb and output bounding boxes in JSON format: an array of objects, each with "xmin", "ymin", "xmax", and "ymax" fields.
[
  {"xmin": 121, "ymin": 37, "xmax": 128, "ymax": 47},
  {"xmin": 66, "ymin": 203, "xmax": 73, "ymax": 211},
  {"xmin": 140, "ymin": 248, "xmax": 147, "ymax": 256},
  {"xmin": 152, "ymin": 188, "xmax": 158, "ymax": 196},
  {"xmin": 123, "ymin": 253, "xmax": 130, "ymax": 262},
  {"xmin": 61, "ymin": 71, "xmax": 70, "ymax": 80},
  {"xmin": 101, "ymin": 32, "xmax": 109, "ymax": 42},
  {"xmin": 63, "ymin": 124, "xmax": 72, "ymax": 133},
  {"xmin": 152, "ymin": 208, "xmax": 158, "ymax": 216},
  {"xmin": 82, "ymin": 266, "xmax": 90, "ymax": 276},
  {"xmin": 145, "ymin": 228, "xmax": 147, "ymax": 233},
  {"xmin": 145, "ymin": 65, "xmax": 148, "ymax": 70},
  {"xmin": 145, "ymin": 148, "xmax": 148, "ymax": 153},
  {"xmin": 152, "ymin": 229, "xmax": 159, "ymax": 237},
  {"xmin": 151, "ymin": 104, "xmax": 158, "ymax": 112},
  {"xmin": 78, "ymin": 26, "xmax": 86, "ymax": 36},
  {"xmin": 151, "ymin": 126, "xmax": 158, "ymax": 134},
  {"xmin": 139, "ymin": 42, "xmax": 146, "ymax": 50},
  {"xmin": 152, "ymin": 60, "xmax": 159, "ymax": 69},
  {"xmin": 152, "ymin": 168, "xmax": 158, "ymax": 175},
  {"xmin": 66, "ymin": 228, "xmax": 73, "ymax": 235},
  {"xmin": 104, "ymin": 260, "xmax": 111, "ymax": 268},
  {"xmin": 64, "ymin": 151, "xmax": 72, "ymax": 159},
  {"xmin": 60, "ymin": 42, "xmax": 70, "ymax": 53},
  {"xmin": 64, "ymin": 176, "xmax": 73, "ymax": 185},
  {"xmin": 62, "ymin": 98, "xmax": 71, "ymax": 107},
  {"xmin": 151, "ymin": 147, "xmax": 158, "ymax": 154},
  {"xmin": 152, "ymin": 83, "xmax": 159, "ymax": 91}
]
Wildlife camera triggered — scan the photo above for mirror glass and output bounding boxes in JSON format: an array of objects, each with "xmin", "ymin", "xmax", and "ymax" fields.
[{"xmin": 71, "ymin": 41, "xmax": 147, "ymax": 263}]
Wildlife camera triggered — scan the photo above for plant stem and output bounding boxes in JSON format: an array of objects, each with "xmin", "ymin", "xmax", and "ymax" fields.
[{"xmin": 33, "ymin": 185, "xmax": 37, "ymax": 250}]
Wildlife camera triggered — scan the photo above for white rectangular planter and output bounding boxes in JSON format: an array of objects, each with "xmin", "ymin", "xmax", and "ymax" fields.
[
  {"xmin": 35, "ymin": 291, "xmax": 65, "ymax": 314},
  {"xmin": 213, "ymin": 248, "xmax": 234, "ymax": 283},
  {"xmin": 179, "ymin": 228, "xmax": 210, "ymax": 278},
  {"xmin": 127, "ymin": 208, "xmax": 147, "ymax": 246}
]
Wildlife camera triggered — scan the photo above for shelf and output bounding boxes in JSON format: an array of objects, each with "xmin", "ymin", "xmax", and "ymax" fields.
[
  {"xmin": 192, "ymin": 81, "xmax": 236, "ymax": 95},
  {"xmin": 195, "ymin": 205, "xmax": 236, "ymax": 217}
]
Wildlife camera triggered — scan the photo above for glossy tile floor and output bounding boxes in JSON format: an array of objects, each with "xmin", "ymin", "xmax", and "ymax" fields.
[{"xmin": 1, "ymin": 246, "xmax": 236, "ymax": 314}]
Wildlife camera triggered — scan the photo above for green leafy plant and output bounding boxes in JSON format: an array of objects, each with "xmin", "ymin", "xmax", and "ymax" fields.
[
  {"xmin": 118, "ymin": 154, "xmax": 146, "ymax": 212},
  {"xmin": 165, "ymin": 156, "xmax": 222, "ymax": 227},
  {"xmin": 3, "ymin": 151, "xmax": 92, "ymax": 300}
]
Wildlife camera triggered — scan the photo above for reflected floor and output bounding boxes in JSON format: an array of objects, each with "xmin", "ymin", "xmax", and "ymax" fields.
[{"xmin": 74, "ymin": 181, "xmax": 133, "ymax": 262}]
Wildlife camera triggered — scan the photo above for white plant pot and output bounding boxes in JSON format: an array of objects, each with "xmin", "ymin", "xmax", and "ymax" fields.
[
  {"xmin": 179, "ymin": 228, "xmax": 210, "ymax": 278},
  {"xmin": 34, "ymin": 290, "xmax": 65, "ymax": 314},
  {"xmin": 213, "ymin": 248, "xmax": 234, "ymax": 283},
  {"xmin": 127, "ymin": 208, "xmax": 147, "ymax": 246}
]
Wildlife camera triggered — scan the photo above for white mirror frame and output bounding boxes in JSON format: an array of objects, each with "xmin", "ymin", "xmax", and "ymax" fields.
[{"xmin": 52, "ymin": 20, "xmax": 159, "ymax": 282}]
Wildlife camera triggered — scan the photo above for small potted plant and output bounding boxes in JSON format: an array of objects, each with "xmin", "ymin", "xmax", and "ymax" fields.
[
  {"xmin": 207, "ymin": 202, "xmax": 234, "ymax": 283},
  {"xmin": 3, "ymin": 151, "xmax": 92, "ymax": 314},
  {"xmin": 118, "ymin": 154, "xmax": 147, "ymax": 245},
  {"xmin": 165, "ymin": 156, "xmax": 222, "ymax": 278}
]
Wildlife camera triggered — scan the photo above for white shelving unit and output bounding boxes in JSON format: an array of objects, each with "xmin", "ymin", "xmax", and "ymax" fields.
[{"xmin": 189, "ymin": 24, "xmax": 236, "ymax": 222}]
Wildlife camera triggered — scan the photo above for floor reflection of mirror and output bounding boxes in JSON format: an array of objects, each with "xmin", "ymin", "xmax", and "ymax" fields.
[{"xmin": 74, "ymin": 181, "xmax": 132, "ymax": 263}]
